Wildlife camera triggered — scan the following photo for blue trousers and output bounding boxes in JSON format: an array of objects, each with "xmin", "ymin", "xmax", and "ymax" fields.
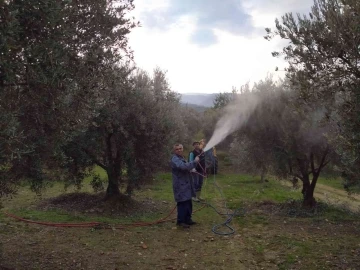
[
  {"xmin": 177, "ymin": 200, "xmax": 193, "ymax": 224},
  {"xmin": 193, "ymin": 173, "xmax": 203, "ymax": 192}
]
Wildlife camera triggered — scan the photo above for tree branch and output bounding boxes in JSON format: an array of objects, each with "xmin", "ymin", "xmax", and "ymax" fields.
[
  {"xmin": 339, "ymin": 55, "xmax": 360, "ymax": 79},
  {"xmin": 81, "ymin": 147, "xmax": 107, "ymax": 170},
  {"xmin": 3, "ymin": 82, "xmax": 29, "ymax": 87},
  {"xmin": 318, "ymin": 146, "xmax": 330, "ymax": 171},
  {"xmin": 322, "ymin": 160, "xmax": 330, "ymax": 168},
  {"xmin": 310, "ymin": 152, "xmax": 315, "ymax": 175},
  {"xmin": 296, "ymin": 157, "xmax": 308, "ymax": 178},
  {"xmin": 292, "ymin": 173, "xmax": 304, "ymax": 181}
]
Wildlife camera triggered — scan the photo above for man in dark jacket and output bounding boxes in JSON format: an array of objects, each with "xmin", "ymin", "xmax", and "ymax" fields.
[
  {"xmin": 188, "ymin": 141, "xmax": 206, "ymax": 201},
  {"xmin": 170, "ymin": 143, "xmax": 199, "ymax": 228}
]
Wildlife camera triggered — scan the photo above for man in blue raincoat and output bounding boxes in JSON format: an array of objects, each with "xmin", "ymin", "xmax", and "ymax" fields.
[{"xmin": 170, "ymin": 143, "xmax": 199, "ymax": 228}]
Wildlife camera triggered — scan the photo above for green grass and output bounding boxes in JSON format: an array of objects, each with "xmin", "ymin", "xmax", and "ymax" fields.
[
  {"xmin": 1, "ymin": 171, "xmax": 346, "ymax": 224},
  {"xmin": 151, "ymin": 172, "xmax": 302, "ymax": 204},
  {"xmin": 12, "ymin": 208, "xmax": 92, "ymax": 223},
  {"xmin": 313, "ymin": 203, "xmax": 359, "ymax": 222},
  {"xmin": 205, "ymin": 173, "xmax": 302, "ymax": 206},
  {"xmin": 1, "ymin": 172, "xmax": 291, "ymax": 231},
  {"xmin": 1, "ymin": 170, "xmax": 356, "ymax": 227},
  {"xmin": 255, "ymin": 244, "xmax": 265, "ymax": 254},
  {"xmin": 317, "ymin": 176, "xmax": 344, "ymax": 190},
  {"xmin": 7, "ymin": 207, "xmax": 167, "ymax": 225},
  {"xmin": 271, "ymin": 235, "xmax": 313, "ymax": 270},
  {"xmin": 0, "ymin": 169, "xmax": 170, "ymax": 225},
  {"xmin": 2, "ymin": 169, "xmax": 360, "ymax": 270}
]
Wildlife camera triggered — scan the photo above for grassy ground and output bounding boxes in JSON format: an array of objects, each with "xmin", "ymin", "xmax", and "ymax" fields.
[
  {"xmin": 317, "ymin": 176, "xmax": 344, "ymax": 190},
  {"xmin": 1, "ymin": 171, "xmax": 360, "ymax": 269}
]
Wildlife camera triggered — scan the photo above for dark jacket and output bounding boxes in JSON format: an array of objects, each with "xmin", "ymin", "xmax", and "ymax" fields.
[
  {"xmin": 189, "ymin": 149, "xmax": 206, "ymax": 173},
  {"xmin": 170, "ymin": 154, "xmax": 197, "ymax": 202}
]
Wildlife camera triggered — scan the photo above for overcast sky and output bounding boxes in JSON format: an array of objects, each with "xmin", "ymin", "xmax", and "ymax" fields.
[{"xmin": 129, "ymin": 0, "xmax": 313, "ymax": 94}]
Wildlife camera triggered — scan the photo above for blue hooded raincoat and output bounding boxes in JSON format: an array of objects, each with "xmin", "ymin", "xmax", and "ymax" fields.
[{"xmin": 170, "ymin": 154, "xmax": 197, "ymax": 202}]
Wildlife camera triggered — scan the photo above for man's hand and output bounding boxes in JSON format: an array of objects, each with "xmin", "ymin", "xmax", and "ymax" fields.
[
  {"xmin": 190, "ymin": 168, "xmax": 197, "ymax": 173},
  {"xmin": 194, "ymin": 156, "xmax": 200, "ymax": 162}
]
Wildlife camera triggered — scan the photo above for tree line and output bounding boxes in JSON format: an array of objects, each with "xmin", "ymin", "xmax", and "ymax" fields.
[
  {"xmin": 0, "ymin": 0, "xmax": 197, "ymax": 198},
  {"xmin": 224, "ymin": 0, "xmax": 360, "ymax": 207},
  {"xmin": 1, "ymin": 0, "xmax": 359, "ymax": 207}
]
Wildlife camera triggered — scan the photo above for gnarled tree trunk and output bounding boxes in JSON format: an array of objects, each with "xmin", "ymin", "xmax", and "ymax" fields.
[
  {"xmin": 302, "ymin": 179, "xmax": 316, "ymax": 208},
  {"xmin": 105, "ymin": 166, "xmax": 121, "ymax": 199},
  {"xmin": 300, "ymin": 149, "xmax": 329, "ymax": 208},
  {"xmin": 104, "ymin": 133, "xmax": 122, "ymax": 199}
]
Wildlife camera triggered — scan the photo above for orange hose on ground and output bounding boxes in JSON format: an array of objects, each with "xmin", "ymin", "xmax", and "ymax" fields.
[
  {"xmin": 3, "ymin": 204, "xmax": 207, "ymax": 229},
  {"xmin": 4, "ymin": 212, "xmax": 100, "ymax": 227}
]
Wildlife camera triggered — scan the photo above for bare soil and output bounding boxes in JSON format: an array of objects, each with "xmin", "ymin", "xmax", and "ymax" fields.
[
  {"xmin": 1, "ymin": 195, "xmax": 360, "ymax": 270},
  {"xmin": 36, "ymin": 192, "xmax": 169, "ymax": 217},
  {"xmin": 282, "ymin": 180, "xmax": 360, "ymax": 212},
  {"xmin": 315, "ymin": 183, "xmax": 360, "ymax": 212}
]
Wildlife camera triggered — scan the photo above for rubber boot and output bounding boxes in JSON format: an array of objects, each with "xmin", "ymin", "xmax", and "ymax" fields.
[
  {"xmin": 196, "ymin": 191, "xmax": 204, "ymax": 201},
  {"xmin": 192, "ymin": 196, "xmax": 200, "ymax": 202}
]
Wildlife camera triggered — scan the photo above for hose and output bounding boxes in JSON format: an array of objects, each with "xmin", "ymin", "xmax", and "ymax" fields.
[
  {"xmin": 191, "ymin": 157, "xmax": 246, "ymax": 236},
  {"xmin": 3, "ymin": 204, "xmax": 207, "ymax": 229}
]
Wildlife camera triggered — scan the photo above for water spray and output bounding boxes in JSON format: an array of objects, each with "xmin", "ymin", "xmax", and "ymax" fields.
[
  {"xmin": 204, "ymin": 93, "xmax": 261, "ymax": 151},
  {"xmin": 197, "ymin": 93, "xmax": 262, "ymax": 234}
]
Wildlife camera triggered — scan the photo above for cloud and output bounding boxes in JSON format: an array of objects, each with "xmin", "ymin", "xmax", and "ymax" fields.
[
  {"xmin": 189, "ymin": 28, "xmax": 218, "ymax": 47},
  {"xmin": 141, "ymin": 0, "xmax": 254, "ymax": 46},
  {"xmin": 243, "ymin": 0, "xmax": 313, "ymax": 14},
  {"xmin": 243, "ymin": 0, "xmax": 313, "ymax": 29},
  {"xmin": 128, "ymin": 0, "xmax": 316, "ymax": 94},
  {"xmin": 129, "ymin": 25, "xmax": 287, "ymax": 94}
]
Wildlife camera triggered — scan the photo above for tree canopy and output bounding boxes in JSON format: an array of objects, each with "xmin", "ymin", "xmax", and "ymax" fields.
[
  {"xmin": 0, "ymin": 0, "xmax": 136, "ymax": 196},
  {"xmin": 265, "ymin": 0, "xmax": 360, "ymax": 191},
  {"xmin": 61, "ymin": 67, "xmax": 186, "ymax": 197},
  {"xmin": 229, "ymin": 78, "xmax": 336, "ymax": 207}
]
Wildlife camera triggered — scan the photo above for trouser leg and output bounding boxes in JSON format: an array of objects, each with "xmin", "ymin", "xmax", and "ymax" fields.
[
  {"xmin": 177, "ymin": 202, "xmax": 187, "ymax": 224},
  {"xmin": 185, "ymin": 199, "xmax": 193, "ymax": 224},
  {"xmin": 197, "ymin": 174, "xmax": 204, "ymax": 192},
  {"xmin": 192, "ymin": 173, "xmax": 199, "ymax": 192},
  {"xmin": 177, "ymin": 201, "xmax": 187, "ymax": 224}
]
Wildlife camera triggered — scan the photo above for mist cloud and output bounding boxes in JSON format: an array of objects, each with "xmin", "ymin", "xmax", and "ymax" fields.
[{"xmin": 204, "ymin": 93, "xmax": 261, "ymax": 151}]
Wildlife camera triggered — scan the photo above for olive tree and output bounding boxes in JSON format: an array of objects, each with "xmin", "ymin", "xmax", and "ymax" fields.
[
  {"xmin": 61, "ymin": 68, "xmax": 186, "ymax": 198},
  {"xmin": 265, "ymin": 0, "xmax": 360, "ymax": 191},
  {"xmin": 0, "ymin": 0, "xmax": 136, "ymax": 196},
  {"xmin": 230, "ymin": 78, "xmax": 336, "ymax": 207}
]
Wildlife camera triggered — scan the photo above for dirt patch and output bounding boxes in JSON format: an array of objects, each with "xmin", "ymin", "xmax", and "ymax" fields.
[
  {"xmin": 2, "ymin": 178, "xmax": 360, "ymax": 270},
  {"xmin": 0, "ymin": 213, "xmax": 250, "ymax": 270},
  {"xmin": 36, "ymin": 192, "xmax": 169, "ymax": 217},
  {"xmin": 315, "ymin": 184, "xmax": 360, "ymax": 212},
  {"xmin": 243, "ymin": 199, "xmax": 358, "ymax": 221},
  {"xmin": 2, "ymin": 200, "xmax": 360, "ymax": 270},
  {"xmin": 280, "ymin": 180, "xmax": 360, "ymax": 212}
]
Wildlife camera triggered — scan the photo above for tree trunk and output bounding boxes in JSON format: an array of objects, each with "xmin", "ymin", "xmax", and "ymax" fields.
[
  {"xmin": 302, "ymin": 184, "xmax": 316, "ymax": 208},
  {"xmin": 104, "ymin": 133, "xmax": 122, "ymax": 199},
  {"xmin": 105, "ymin": 167, "xmax": 121, "ymax": 199},
  {"xmin": 298, "ymin": 148, "xmax": 329, "ymax": 208},
  {"xmin": 260, "ymin": 168, "xmax": 266, "ymax": 183},
  {"xmin": 301, "ymin": 174, "xmax": 317, "ymax": 208},
  {"xmin": 125, "ymin": 183, "xmax": 134, "ymax": 197}
]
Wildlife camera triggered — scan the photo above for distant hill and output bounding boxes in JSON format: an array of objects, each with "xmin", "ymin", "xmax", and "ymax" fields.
[
  {"xmin": 180, "ymin": 93, "xmax": 217, "ymax": 108},
  {"xmin": 181, "ymin": 103, "xmax": 208, "ymax": 113}
]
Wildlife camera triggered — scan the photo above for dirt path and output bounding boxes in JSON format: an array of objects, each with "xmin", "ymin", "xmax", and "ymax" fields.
[
  {"xmin": 316, "ymin": 183, "xmax": 360, "ymax": 200},
  {"xmin": 281, "ymin": 180, "xmax": 360, "ymax": 212},
  {"xmin": 2, "ymin": 203, "xmax": 360, "ymax": 270},
  {"xmin": 315, "ymin": 183, "xmax": 360, "ymax": 212},
  {"xmin": 0, "ymin": 212, "xmax": 269, "ymax": 270}
]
